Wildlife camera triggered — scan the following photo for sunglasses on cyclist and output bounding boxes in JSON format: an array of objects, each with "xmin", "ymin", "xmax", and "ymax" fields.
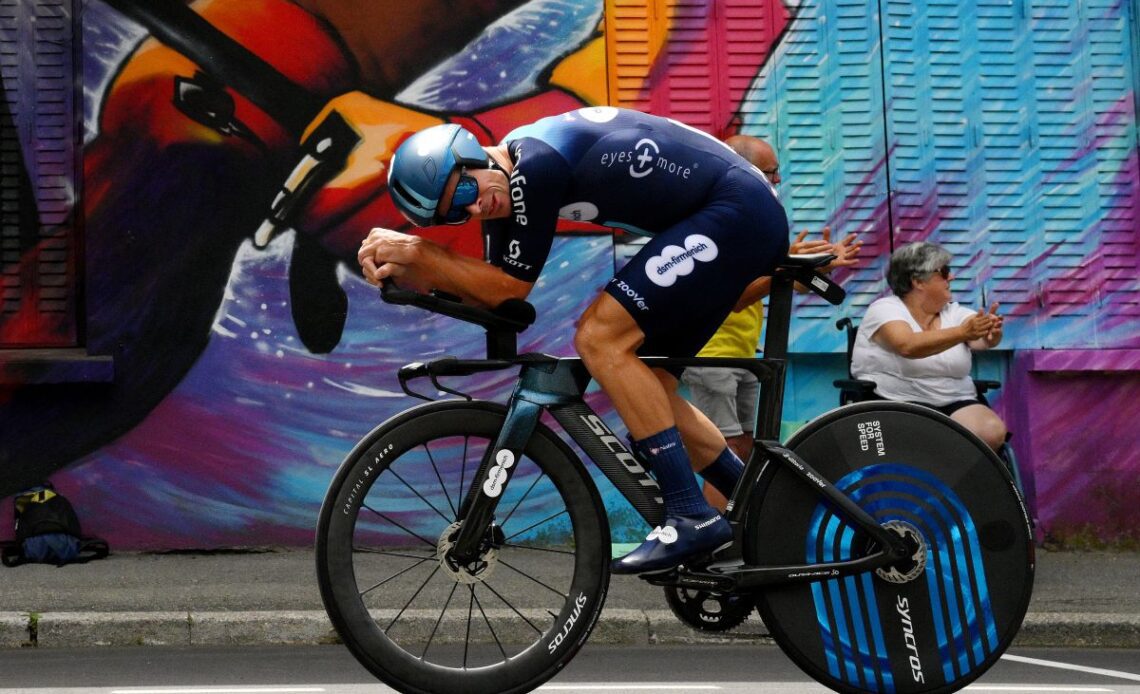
[
  {"xmin": 441, "ymin": 168, "xmax": 480, "ymax": 225},
  {"xmin": 932, "ymin": 265, "xmax": 951, "ymax": 280}
]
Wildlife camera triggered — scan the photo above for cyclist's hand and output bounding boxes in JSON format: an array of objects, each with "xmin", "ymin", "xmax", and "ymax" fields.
[
  {"xmin": 358, "ymin": 227, "xmax": 436, "ymax": 292},
  {"xmin": 293, "ymin": 92, "xmax": 444, "ymax": 234}
]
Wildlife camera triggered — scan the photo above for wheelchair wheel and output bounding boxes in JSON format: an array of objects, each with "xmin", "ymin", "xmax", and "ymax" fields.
[
  {"xmin": 316, "ymin": 400, "xmax": 610, "ymax": 694},
  {"xmin": 745, "ymin": 402, "xmax": 1034, "ymax": 694}
]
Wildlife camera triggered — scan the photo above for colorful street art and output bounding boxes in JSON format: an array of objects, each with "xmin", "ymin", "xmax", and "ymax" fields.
[{"xmin": 0, "ymin": 0, "xmax": 1137, "ymax": 548}]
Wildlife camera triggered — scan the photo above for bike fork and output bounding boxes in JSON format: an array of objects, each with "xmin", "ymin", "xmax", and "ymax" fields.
[{"xmin": 447, "ymin": 394, "xmax": 543, "ymax": 564}]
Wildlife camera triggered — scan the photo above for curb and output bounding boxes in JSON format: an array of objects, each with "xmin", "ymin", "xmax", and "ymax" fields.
[
  {"xmin": 1015, "ymin": 612, "xmax": 1140, "ymax": 649},
  {"xmin": 3, "ymin": 610, "xmax": 1138, "ymax": 649}
]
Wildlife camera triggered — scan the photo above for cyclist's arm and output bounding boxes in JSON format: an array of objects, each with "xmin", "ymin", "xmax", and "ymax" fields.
[{"xmin": 358, "ymin": 228, "xmax": 533, "ymax": 307}]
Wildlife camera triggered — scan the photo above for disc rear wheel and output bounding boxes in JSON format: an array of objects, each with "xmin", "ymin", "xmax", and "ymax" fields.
[{"xmin": 746, "ymin": 402, "xmax": 1034, "ymax": 694}]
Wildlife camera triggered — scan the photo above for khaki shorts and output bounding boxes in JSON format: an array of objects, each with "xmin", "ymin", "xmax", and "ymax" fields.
[{"xmin": 681, "ymin": 366, "xmax": 759, "ymax": 438}]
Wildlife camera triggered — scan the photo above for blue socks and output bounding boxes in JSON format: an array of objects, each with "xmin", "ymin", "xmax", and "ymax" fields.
[
  {"xmin": 632, "ymin": 427, "xmax": 710, "ymax": 517},
  {"xmin": 700, "ymin": 447, "xmax": 744, "ymax": 499}
]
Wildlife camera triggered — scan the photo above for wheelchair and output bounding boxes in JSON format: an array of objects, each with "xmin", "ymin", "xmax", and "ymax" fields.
[{"xmin": 833, "ymin": 317, "xmax": 1038, "ymax": 527}]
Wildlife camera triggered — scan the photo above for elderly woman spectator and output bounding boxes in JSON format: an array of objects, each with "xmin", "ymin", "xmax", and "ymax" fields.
[{"xmin": 852, "ymin": 241, "xmax": 1008, "ymax": 450}]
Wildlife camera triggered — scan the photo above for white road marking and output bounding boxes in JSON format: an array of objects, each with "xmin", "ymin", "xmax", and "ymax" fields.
[
  {"xmin": 538, "ymin": 687, "xmax": 721, "ymax": 691},
  {"xmin": 966, "ymin": 686, "xmax": 1115, "ymax": 692},
  {"xmin": 1002, "ymin": 654, "xmax": 1140, "ymax": 683},
  {"xmin": 110, "ymin": 689, "xmax": 326, "ymax": 694}
]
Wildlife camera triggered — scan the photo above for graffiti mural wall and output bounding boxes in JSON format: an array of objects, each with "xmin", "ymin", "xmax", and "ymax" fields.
[{"xmin": 0, "ymin": 0, "xmax": 1137, "ymax": 548}]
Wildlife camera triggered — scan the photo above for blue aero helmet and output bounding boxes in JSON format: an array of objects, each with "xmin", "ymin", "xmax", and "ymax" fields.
[{"xmin": 387, "ymin": 124, "xmax": 490, "ymax": 226}]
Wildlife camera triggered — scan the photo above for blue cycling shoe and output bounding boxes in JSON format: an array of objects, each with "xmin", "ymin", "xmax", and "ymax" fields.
[{"xmin": 611, "ymin": 512, "xmax": 732, "ymax": 575}]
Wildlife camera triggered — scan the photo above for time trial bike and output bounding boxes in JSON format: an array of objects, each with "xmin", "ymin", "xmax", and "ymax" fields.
[{"xmin": 313, "ymin": 255, "xmax": 1035, "ymax": 694}]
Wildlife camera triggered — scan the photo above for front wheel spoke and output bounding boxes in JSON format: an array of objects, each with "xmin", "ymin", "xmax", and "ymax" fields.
[
  {"xmin": 354, "ymin": 547, "xmax": 435, "ymax": 561},
  {"xmin": 499, "ymin": 471, "xmax": 547, "ymax": 527},
  {"xmin": 385, "ymin": 565, "xmax": 441, "ymax": 632},
  {"xmin": 422, "ymin": 581, "xmax": 460, "ymax": 659},
  {"xmin": 501, "ymin": 542, "xmax": 575, "ymax": 556},
  {"xmin": 361, "ymin": 503, "xmax": 438, "ymax": 549},
  {"xmin": 359, "ymin": 555, "xmax": 434, "ymax": 597},
  {"xmin": 472, "ymin": 588, "xmax": 509, "ymax": 660},
  {"xmin": 420, "ymin": 442, "xmax": 458, "ymax": 518},
  {"xmin": 464, "ymin": 587, "xmax": 475, "ymax": 667},
  {"xmin": 498, "ymin": 557, "xmax": 569, "ymax": 600},
  {"xmin": 503, "ymin": 509, "xmax": 570, "ymax": 544},
  {"xmin": 389, "ymin": 467, "xmax": 454, "ymax": 524},
  {"xmin": 459, "ymin": 437, "xmax": 473, "ymax": 509},
  {"xmin": 479, "ymin": 581, "xmax": 544, "ymax": 634}
]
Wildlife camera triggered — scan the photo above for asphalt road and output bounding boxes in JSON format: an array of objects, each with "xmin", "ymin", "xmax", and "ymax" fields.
[{"xmin": 2, "ymin": 644, "xmax": 1140, "ymax": 693}]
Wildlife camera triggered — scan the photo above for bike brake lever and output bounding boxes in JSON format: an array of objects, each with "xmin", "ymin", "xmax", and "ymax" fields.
[{"xmin": 255, "ymin": 110, "xmax": 360, "ymax": 248}]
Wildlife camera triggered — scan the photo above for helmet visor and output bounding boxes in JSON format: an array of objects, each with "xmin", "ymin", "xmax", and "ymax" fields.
[{"xmin": 440, "ymin": 170, "xmax": 480, "ymax": 225}]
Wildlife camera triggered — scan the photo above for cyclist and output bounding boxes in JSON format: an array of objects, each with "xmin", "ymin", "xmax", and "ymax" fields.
[{"xmin": 358, "ymin": 107, "xmax": 790, "ymax": 573}]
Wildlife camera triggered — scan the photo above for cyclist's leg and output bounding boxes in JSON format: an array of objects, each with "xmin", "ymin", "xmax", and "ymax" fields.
[
  {"xmin": 576, "ymin": 296, "xmax": 730, "ymax": 573},
  {"xmin": 575, "ymin": 294, "xmax": 671, "ymax": 439},
  {"xmin": 671, "ymin": 369, "xmax": 738, "ymax": 509},
  {"xmin": 583, "ymin": 171, "xmax": 785, "ymax": 573}
]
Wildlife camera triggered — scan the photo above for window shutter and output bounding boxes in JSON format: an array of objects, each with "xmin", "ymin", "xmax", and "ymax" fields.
[
  {"xmin": 0, "ymin": 0, "xmax": 78, "ymax": 346},
  {"xmin": 773, "ymin": 0, "xmax": 892, "ymax": 349},
  {"xmin": 880, "ymin": 0, "xmax": 1140, "ymax": 349},
  {"xmin": 605, "ymin": 0, "xmax": 788, "ymax": 135}
]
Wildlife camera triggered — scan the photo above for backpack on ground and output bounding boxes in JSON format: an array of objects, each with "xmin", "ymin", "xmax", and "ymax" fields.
[{"xmin": 1, "ymin": 484, "xmax": 109, "ymax": 567}]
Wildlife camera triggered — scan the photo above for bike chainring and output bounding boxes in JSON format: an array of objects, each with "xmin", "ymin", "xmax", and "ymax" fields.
[{"xmin": 663, "ymin": 585, "xmax": 756, "ymax": 632}]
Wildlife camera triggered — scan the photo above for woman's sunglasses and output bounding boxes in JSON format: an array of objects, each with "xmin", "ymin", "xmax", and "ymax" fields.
[
  {"xmin": 441, "ymin": 168, "xmax": 480, "ymax": 225},
  {"xmin": 931, "ymin": 265, "xmax": 951, "ymax": 280}
]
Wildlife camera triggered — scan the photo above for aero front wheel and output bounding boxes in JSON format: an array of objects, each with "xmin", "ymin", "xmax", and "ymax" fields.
[
  {"xmin": 746, "ymin": 402, "xmax": 1034, "ymax": 694},
  {"xmin": 316, "ymin": 400, "xmax": 610, "ymax": 694}
]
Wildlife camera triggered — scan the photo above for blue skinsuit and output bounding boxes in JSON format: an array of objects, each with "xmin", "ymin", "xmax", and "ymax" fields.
[{"xmin": 484, "ymin": 107, "xmax": 789, "ymax": 356}]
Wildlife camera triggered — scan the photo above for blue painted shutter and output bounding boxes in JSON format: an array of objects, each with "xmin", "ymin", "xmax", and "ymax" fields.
[
  {"xmin": 761, "ymin": 0, "xmax": 891, "ymax": 349},
  {"xmin": 880, "ymin": 0, "xmax": 1140, "ymax": 348}
]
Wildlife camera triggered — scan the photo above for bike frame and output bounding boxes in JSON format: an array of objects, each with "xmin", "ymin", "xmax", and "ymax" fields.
[{"xmin": 408, "ymin": 266, "xmax": 909, "ymax": 585}]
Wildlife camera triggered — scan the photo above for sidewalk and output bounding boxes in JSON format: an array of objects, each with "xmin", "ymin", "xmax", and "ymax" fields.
[{"xmin": 2, "ymin": 548, "xmax": 1138, "ymax": 649}]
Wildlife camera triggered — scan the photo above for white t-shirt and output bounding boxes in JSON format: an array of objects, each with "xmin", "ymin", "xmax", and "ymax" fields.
[{"xmin": 851, "ymin": 296, "xmax": 977, "ymax": 406}]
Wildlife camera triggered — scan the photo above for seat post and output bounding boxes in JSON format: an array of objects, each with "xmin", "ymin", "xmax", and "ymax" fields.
[
  {"xmin": 754, "ymin": 270, "xmax": 795, "ymax": 440},
  {"xmin": 764, "ymin": 270, "xmax": 795, "ymax": 361}
]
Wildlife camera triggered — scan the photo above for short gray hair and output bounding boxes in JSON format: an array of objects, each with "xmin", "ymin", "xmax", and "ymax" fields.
[{"xmin": 887, "ymin": 242, "xmax": 952, "ymax": 297}]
